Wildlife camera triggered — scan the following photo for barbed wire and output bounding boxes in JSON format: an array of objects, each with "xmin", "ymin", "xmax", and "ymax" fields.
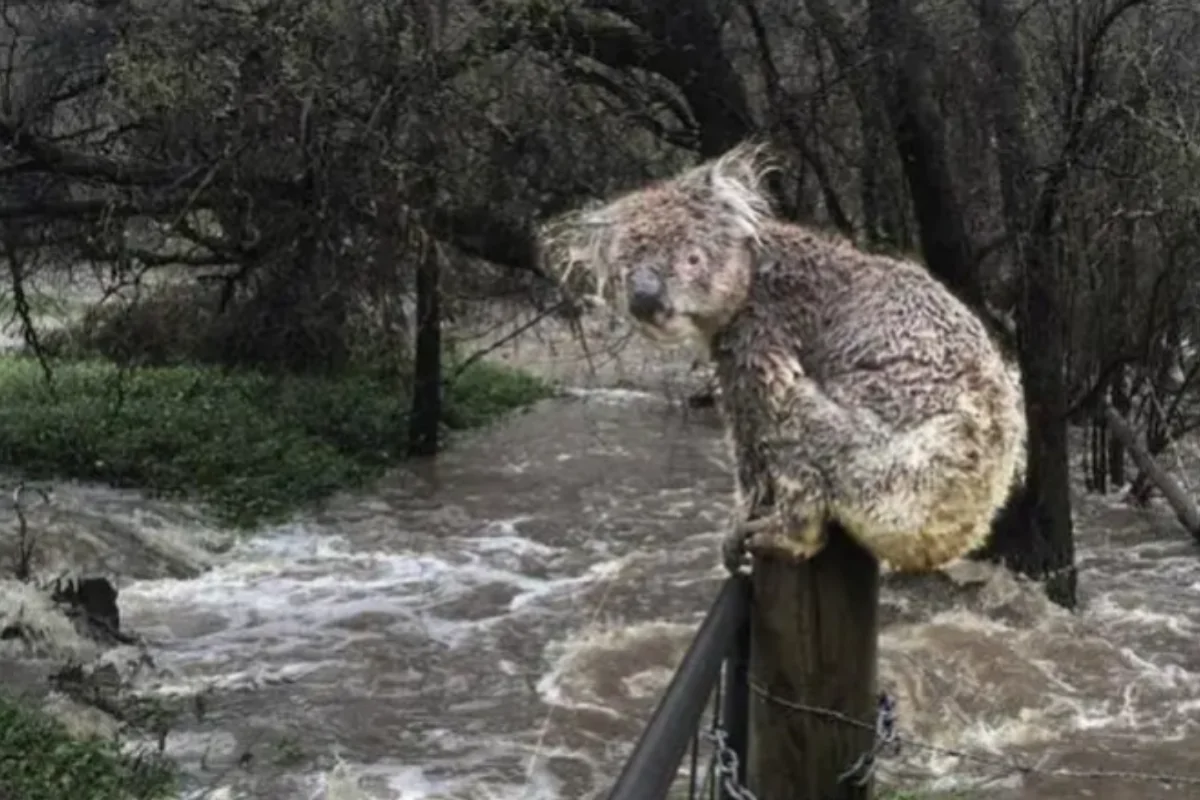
[
  {"xmin": 677, "ymin": 677, "xmax": 1200, "ymax": 800},
  {"xmin": 687, "ymin": 690, "xmax": 898, "ymax": 800},
  {"xmin": 735, "ymin": 677, "xmax": 1200, "ymax": 791}
]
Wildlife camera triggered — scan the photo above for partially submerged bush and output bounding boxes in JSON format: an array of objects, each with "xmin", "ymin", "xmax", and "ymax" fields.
[
  {"xmin": 0, "ymin": 692, "xmax": 176, "ymax": 800},
  {"xmin": 42, "ymin": 282, "xmax": 225, "ymax": 368},
  {"xmin": 41, "ymin": 280, "xmax": 410, "ymax": 375},
  {"xmin": 443, "ymin": 358, "xmax": 558, "ymax": 429},
  {"xmin": 0, "ymin": 356, "xmax": 553, "ymax": 527}
]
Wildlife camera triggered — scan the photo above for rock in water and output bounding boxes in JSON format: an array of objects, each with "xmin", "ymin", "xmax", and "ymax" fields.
[
  {"xmin": 47, "ymin": 575, "xmax": 128, "ymax": 644},
  {"xmin": 0, "ymin": 579, "xmax": 96, "ymax": 660}
]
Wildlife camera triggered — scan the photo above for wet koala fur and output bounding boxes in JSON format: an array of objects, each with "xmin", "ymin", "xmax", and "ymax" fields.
[{"xmin": 541, "ymin": 143, "xmax": 1027, "ymax": 573}]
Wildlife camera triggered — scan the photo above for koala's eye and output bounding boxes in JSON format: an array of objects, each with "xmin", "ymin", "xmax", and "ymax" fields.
[{"xmin": 686, "ymin": 252, "xmax": 703, "ymax": 267}]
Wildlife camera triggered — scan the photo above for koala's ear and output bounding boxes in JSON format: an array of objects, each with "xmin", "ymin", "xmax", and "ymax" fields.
[
  {"xmin": 537, "ymin": 203, "xmax": 621, "ymax": 301},
  {"xmin": 710, "ymin": 141, "xmax": 772, "ymax": 191},
  {"xmin": 698, "ymin": 141, "xmax": 778, "ymax": 238}
]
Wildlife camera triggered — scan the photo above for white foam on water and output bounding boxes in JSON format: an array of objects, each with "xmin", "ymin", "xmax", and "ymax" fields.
[
  {"xmin": 13, "ymin": 479, "xmax": 233, "ymax": 577},
  {"xmin": 121, "ymin": 506, "xmax": 1200, "ymax": 800},
  {"xmin": 181, "ymin": 787, "xmax": 241, "ymax": 800},
  {"xmin": 121, "ymin": 522, "xmax": 616, "ymax": 681},
  {"xmin": 144, "ymin": 660, "xmax": 334, "ymax": 698},
  {"xmin": 111, "ymin": 510, "xmax": 630, "ymax": 800},
  {"xmin": 536, "ymin": 619, "xmax": 694, "ymax": 716},
  {"xmin": 872, "ymin": 560, "xmax": 1200, "ymax": 795},
  {"xmin": 286, "ymin": 746, "xmax": 575, "ymax": 800},
  {"xmin": 1089, "ymin": 593, "xmax": 1198, "ymax": 636},
  {"xmin": 561, "ymin": 386, "xmax": 677, "ymax": 408},
  {"xmin": 161, "ymin": 729, "xmax": 241, "ymax": 766},
  {"xmin": 0, "ymin": 579, "xmax": 96, "ymax": 661}
]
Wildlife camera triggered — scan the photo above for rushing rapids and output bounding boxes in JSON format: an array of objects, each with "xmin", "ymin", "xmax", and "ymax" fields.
[{"xmin": 2, "ymin": 309, "xmax": 1199, "ymax": 799}]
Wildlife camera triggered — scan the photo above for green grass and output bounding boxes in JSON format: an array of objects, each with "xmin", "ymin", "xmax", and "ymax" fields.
[
  {"xmin": 0, "ymin": 356, "xmax": 555, "ymax": 528},
  {"xmin": 0, "ymin": 693, "xmax": 175, "ymax": 800}
]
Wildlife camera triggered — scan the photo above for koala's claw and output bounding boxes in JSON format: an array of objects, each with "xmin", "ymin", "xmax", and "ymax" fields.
[
  {"xmin": 725, "ymin": 512, "xmax": 826, "ymax": 573},
  {"xmin": 722, "ymin": 524, "xmax": 753, "ymax": 574}
]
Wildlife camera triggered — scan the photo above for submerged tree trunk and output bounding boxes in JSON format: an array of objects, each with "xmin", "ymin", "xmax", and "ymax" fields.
[
  {"xmin": 989, "ymin": 257, "xmax": 1077, "ymax": 607},
  {"xmin": 408, "ymin": 232, "xmax": 442, "ymax": 457},
  {"xmin": 1106, "ymin": 216, "xmax": 1138, "ymax": 489},
  {"xmin": 863, "ymin": 0, "xmax": 1074, "ymax": 604},
  {"xmin": 971, "ymin": 0, "xmax": 1076, "ymax": 608}
]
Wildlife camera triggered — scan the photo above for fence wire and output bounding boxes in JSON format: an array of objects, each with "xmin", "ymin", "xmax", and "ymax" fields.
[{"xmin": 739, "ymin": 678, "xmax": 1200, "ymax": 795}]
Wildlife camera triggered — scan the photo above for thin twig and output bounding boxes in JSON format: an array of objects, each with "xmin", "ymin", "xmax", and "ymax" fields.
[
  {"xmin": 11, "ymin": 481, "xmax": 50, "ymax": 581},
  {"xmin": 446, "ymin": 299, "xmax": 571, "ymax": 385}
]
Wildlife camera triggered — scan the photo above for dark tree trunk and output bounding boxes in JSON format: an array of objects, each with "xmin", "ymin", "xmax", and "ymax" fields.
[
  {"xmin": 601, "ymin": 0, "xmax": 754, "ymax": 158},
  {"xmin": 1088, "ymin": 410, "xmax": 1108, "ymax": 493},
  {"xmin": 866, "ymin": 0, "xmax": 981, "ymax": 309},
  {"xmin": 989, "ymin": 251, "xmax": 1077, "ymax": 607},
  {"xmin": 972, "ymin": 0, "xmax": 1075, "ymax": 608},
  {"xmin": 1104, "ymin": 215, "xmax": 1138, "ymax": 488},
  {"xmin": 407, "ymin": 235, "xmax": 442, "ymax": 457},
  {"xmin": 806, "ymin": 0, "xmax": 908, "ymax": 250}
]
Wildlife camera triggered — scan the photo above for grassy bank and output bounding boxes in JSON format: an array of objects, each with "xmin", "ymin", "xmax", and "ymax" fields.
[
  {"xmin": 0, "ymin": 356, "xmax": 554, "ymax": 527},
  {"xmin": 0, "ymin": 693, "xmax": 175, "ymax": 800}
]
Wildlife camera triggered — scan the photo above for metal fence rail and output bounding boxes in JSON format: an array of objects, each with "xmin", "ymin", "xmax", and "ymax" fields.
[{"xmin": 607, "ymin": 576, "xmax": 753, "ymax": 800}]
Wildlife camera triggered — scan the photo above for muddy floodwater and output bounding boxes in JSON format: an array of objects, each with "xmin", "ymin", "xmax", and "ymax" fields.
[
  {"xmin": 115, "ymin": 392, "xmax": 1200, "ymax": 799},
  {"xmin": 6, "ymin": 307, "xmax": 1200, "ymax": 799}
]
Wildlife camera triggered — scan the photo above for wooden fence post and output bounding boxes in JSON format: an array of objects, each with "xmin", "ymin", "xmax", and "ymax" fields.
[{"xmin": 747, "ymin": 523, "xmax": 880, "ymax": 799}]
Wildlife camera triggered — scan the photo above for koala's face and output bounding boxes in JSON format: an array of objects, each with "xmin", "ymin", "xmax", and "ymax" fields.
[
  {"xmin": 603, "ymin": 185, "xmax": 755, "ymax": 346},
  {"xmin": 547, "ymin": 143, "xmax": 774, "ymax": 347}
]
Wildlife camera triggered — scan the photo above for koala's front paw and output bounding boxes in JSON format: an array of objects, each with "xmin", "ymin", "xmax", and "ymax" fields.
[
  {"xmin": 740, "ymin": 510, "xmax": 827, "ymax": 564},
  {"xmin": 722, "ymin": 523, "xmax": 753, "ymax": 575}
]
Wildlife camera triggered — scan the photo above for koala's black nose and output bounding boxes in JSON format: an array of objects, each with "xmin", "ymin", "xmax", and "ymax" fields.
[
  {"xmin": 629, "ymin": 289, "xmax": 665, "ymax": 321},
  {"xmin": 628, "ymin": 268, "xmax": 666, "ymax": 322}
]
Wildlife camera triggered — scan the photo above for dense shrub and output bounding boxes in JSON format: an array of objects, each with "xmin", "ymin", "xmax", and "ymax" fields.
[
  {"xmin": 0, "ymin": 356, "xmax": 554, "ymax": 527},
  {"xmin": 0, "ymin": 693, "xmax": 176, "ymax": 800},
  {"xmin": 41, "ymin": 281, "xmax": 409, "ymax": 375}
]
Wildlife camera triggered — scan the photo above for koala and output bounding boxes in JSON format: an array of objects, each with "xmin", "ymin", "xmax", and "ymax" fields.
[{"xmin": 540, "ymin": 143, "xmax": 1027, "ymax": 573}]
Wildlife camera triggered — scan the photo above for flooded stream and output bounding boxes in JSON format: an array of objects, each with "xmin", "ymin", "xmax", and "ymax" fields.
[
  {"xmin": 104, "ymin": 383, "xmax": 1199, "ymax": 800},
  {"xmin": 4, "ymin": 305, "xmax": 1200, "ymax": 799}
]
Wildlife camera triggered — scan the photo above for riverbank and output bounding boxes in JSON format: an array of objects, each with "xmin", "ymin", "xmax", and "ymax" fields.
[
  {"xmin": 0, "ymin": 355, "xmax": 554, "ymax": 529},
  {"xmin": 0, "ymin": 351, "xmax": 553, "ymax": 800},
  {"xmin": 0, "ymin": 690, "xmax": 176, "ymax": 800},
  {"xmin": 0, "ymin": 297, "xmax": 558, "ymax": 798}
]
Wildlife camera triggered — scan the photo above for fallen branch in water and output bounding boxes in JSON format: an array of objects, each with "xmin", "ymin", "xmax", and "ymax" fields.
[
  {"xmin": 1104, "ymin": 403, "xmax": 1200, "ymax": 543},
  {"xmin": 11, "ymin": 482, "xmax": 51, "ymax": 581}
]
